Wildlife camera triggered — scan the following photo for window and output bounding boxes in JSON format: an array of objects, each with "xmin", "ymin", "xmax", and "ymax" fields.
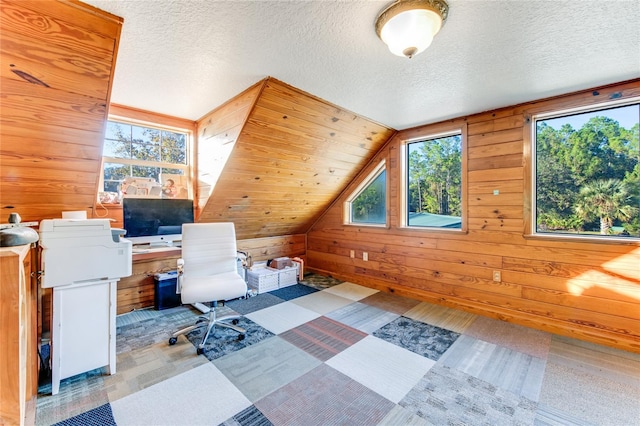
[
  {"xmin": 101, "ymin": 120, "xmax": 190, "ymax": 200},
  {"xmin": 405, "ymin": 132, "xmax": 463, "ymax": 229},
  {"xmin": 345, "ymin": 161, "xmax": 386, "ymax": 225},
  {"xmin": 533, "ymin": 101, "xmax": 639, "ymax": 239}
]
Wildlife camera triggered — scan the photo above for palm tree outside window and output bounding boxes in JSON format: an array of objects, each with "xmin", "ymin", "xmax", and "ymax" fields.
[{"xmin": 534, "ymin": 102, "xmax": 639, "ymax": 239}]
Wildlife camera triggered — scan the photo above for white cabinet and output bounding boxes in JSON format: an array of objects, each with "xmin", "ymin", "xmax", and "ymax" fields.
[{"xmin": 51, "ymin": 279, "xmax": 117, "ymax": 395}]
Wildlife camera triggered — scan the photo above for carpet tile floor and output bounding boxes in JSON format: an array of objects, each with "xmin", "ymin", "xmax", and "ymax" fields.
[
  {"xmin": 325, "ymin": 301, "xmax": 400, "ymax": 334},
  {"xmin": 279, "ymin": 316, "xmax": 367, "ymax": 362},
  {"xmin": 36, "ymin": 276, "xmax": 640, "ymax": 426},
  {"xmin": 254, "ymin": 364, "xmax": 395, "ymax": 425}
]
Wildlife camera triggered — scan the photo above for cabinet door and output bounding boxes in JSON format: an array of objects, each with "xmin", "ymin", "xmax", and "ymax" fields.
[{"xmin": 55, "ymin": 282, "xmax": 111, "ymax": 379}]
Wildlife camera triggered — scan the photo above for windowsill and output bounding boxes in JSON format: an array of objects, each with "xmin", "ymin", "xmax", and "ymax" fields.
[
  {"xmin": 397, "ymin": 223, "xmax": 467, "ymax": 233},
  {"xmin": 524, "ymin": 232, "xmax": 640, "ymax": 245},
  {"xmin": 344, "ymin": 223, "xmax": 388, "ymax": 229}
]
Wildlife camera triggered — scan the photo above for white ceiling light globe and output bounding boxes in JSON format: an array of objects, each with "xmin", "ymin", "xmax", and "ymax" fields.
[{"xmin": 375, "ymin": 0, "xmax": 448, "ymax": 58}]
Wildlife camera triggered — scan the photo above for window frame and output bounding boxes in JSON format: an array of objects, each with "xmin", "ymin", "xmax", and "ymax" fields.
[
  {"xmin": 100, "ymin": 115, "xmax": 192, "ymax": 200},
  {"xmin": 343, "ymin": 159, "xmax": 388, "ymax": 227},
  {"xmin": 399, "ymin": 124, "xmax": 468, "ymax": 233},
  {"xmin": 525, "ymin": 95, "xmax": 640, "ymax": 243}
]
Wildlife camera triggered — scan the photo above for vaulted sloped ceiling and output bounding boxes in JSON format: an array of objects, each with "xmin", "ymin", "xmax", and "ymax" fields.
[{"xmin": 196, "ymin": 77, "xmax": 396, "ymax": 240}]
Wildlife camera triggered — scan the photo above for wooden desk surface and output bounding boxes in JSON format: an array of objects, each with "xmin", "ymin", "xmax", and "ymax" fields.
[{"xmin": 132, "ymin": 247, "xmax": 181, "ymax": 261}]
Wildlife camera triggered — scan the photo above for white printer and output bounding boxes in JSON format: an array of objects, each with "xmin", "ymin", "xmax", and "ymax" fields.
[
  {"xmin": 39, "ymin": 219, "xmax": 132, "ymax": 395},
  {"xmin": 39, "ymin": 219, "xmax": 132, "ymax": 287}
]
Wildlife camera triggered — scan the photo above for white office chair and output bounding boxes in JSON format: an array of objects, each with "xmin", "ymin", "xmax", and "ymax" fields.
[{"xmin": 168, "ymin": 222, "xmax": 248, "ymax": 354}]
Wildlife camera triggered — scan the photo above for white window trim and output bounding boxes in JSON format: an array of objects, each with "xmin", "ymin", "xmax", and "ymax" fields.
[
  {"xmin": 343, "ymin": 159, "xmax": 387, "ymax": 227},
  {"xmin": 400, "ymin": 127, "xmax": 467, "ymax": 231},
  {"xmin": 529, "ymin": 97, "xmax": 640, "ymax": 242},
  {"xmin": 100, "ymin": 116, "xmax": 192, "ymax": 198},
  {"xmin": 531, "ymin": 97, "xmax": 639, "ymax": 123}
]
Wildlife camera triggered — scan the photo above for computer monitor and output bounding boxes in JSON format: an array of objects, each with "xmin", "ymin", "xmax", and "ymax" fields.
[{"xmin": 122, "ymin": 198, "xmax": 194, "ymax": 246}]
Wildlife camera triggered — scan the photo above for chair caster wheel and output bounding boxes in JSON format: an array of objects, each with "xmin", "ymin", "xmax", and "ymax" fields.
[
  {"xmin": 232, "ymin": 319, "xmax": 239, "ymax": 325},
  {"xmin": 168, "ymin": 337, "xmax": 177, "ymax": 345},
  {"xmin": 237, "ymin": 334, "xmax": 245, "ymax": 341},
  {"xmin": 196, "ymin": 347, "xmax": 204, "ymax": 355}
]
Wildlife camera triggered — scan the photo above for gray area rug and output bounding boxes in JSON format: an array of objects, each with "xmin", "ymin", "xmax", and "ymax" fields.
[
  {"xmin": 373, "ymin": 316, "xmax": 460, "ymax": 360},
  {"xmin": 299, "ymin": 273, "xmax": 344, "ymax": 290},
  {"xmin": 186, "ymin": 316, "xmax": 275, "ymax": 361},
  {"xmin": 116, "ymin": 307, "xmax": 198, "ymax": 353},
  {"xmin": 225, "ymin": 293, "xmax": 284, "ymax": 315},
  {"xmin": 219, "ymin": 405, "xmax": 273, "ymax": 426},
  {"xmin": 52, "ymin": 403, "xmax": 116, "ymax": 426}
]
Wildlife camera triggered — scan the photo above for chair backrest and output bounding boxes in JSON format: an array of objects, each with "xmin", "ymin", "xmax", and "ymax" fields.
[{"xmin": 181, "ymin": 222, "xmax": 238, "ymax": 278}]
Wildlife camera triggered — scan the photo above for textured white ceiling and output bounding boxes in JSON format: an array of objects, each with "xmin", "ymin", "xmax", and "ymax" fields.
[{"xmin": 85, "ymin": 0, "xmax": 640, "ymax": 130}]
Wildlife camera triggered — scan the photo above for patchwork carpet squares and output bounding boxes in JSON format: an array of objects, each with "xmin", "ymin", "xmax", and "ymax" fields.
[{"xmin": 37, "ymin": 276, "xmax": 640, "ymax": 426}]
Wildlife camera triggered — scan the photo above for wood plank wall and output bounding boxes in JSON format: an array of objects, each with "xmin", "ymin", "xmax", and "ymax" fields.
[
  {"xmin": 197, "ymin": 77, "xmax": 396, "ymax": 240},
  {"xmin": 0, "ymin": 0, "xmax": 122, "ymax": 222},
  {"xmin": 195, "ymin": 81, "xmax": 264, "ymax": 219},
  {"xmin": 307, "ymin": 80, "xmax": 640, "ymax": 353},
  {"xmin": 237, "ymin": 234, "xmax": 306, "ymax": 264}
]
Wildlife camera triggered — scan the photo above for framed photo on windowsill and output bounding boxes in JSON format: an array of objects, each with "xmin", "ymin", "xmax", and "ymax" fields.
[{"xmin": 160, "ymin": 174, "xmax": 188, "ymax": 199}]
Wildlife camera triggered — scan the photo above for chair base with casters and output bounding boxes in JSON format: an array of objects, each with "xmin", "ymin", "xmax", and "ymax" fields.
[{"xmin": 168, "ymin": 300, "xmax": 245, "ymax": 355}]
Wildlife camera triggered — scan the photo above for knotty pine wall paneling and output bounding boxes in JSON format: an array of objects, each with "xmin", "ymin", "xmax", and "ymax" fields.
[
  {"xmin": 307, "ymin": 80, "xmax": 640, "ymax": 353},
  {"xmin": 0, "ymin": 0, "xmax": 122, "ymax": 222},
  {"xmin": 237, "ymin": 234, "xmax": 306, "ymax": 264},
  {"xmin": 196, "ymin": 77, "xmax": 396, "ymax": 240},
  {"xmin": 195, "ymin": 81, "xmax": 264, "ymax": 219}
]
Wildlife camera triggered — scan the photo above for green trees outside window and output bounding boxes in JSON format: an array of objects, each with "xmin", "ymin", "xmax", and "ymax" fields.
[
  {"xmin": 535, "ymin": 103, "xmax": 639, "ymax": 238},
  {"xmin": 102, "ymin": 121, "xmax": 188, "ymax": 193},
  {"xmin": 351, "ymin": 169, "xmax": 386, "ymax": 224},
  {"xmin": 407, "ymin": 134, "xmax": 462, "ymax": 228}
]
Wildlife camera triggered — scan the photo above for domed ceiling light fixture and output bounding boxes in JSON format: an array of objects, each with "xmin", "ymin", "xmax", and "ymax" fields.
[{"xmin": 375, "ymin": 0, "xmax": 449, "ymax": 59}]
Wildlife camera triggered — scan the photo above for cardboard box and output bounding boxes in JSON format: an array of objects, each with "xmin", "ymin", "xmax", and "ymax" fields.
[{"xmin": 269, "ymin": 257, "xmax": 292, "ymax": 269}]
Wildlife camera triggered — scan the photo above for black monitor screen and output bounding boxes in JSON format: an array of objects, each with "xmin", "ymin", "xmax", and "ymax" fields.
[{"xmin": 123, "ymin": 198, "xmax": 194, "ymax": 238}]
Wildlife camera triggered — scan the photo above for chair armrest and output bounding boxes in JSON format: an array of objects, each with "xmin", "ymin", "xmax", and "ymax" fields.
[{"xmin": 176, "ymin": 258, "xmax": 184, "ymax": 293}]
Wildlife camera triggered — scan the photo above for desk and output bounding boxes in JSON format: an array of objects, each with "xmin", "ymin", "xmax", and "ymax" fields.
[
  {"xmin": 116, "ymin": 248, "xmax": 181, "ymax": 314},
  {"xmin": 115, "ymin": 233, "xmax": 306, "ymax": 314}
]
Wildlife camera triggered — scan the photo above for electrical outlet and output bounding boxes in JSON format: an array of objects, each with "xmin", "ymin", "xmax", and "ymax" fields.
[
  {"xmin": 350, "ymin": 250, "xmax": 355, "ymax": 258},
  {"xmin": 493, "ymin": 270, "xmax": 501, "ymax": 282},
  {"xmin": 363, "ymin": 252, "xmax": 368, "ymax": 261}
]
